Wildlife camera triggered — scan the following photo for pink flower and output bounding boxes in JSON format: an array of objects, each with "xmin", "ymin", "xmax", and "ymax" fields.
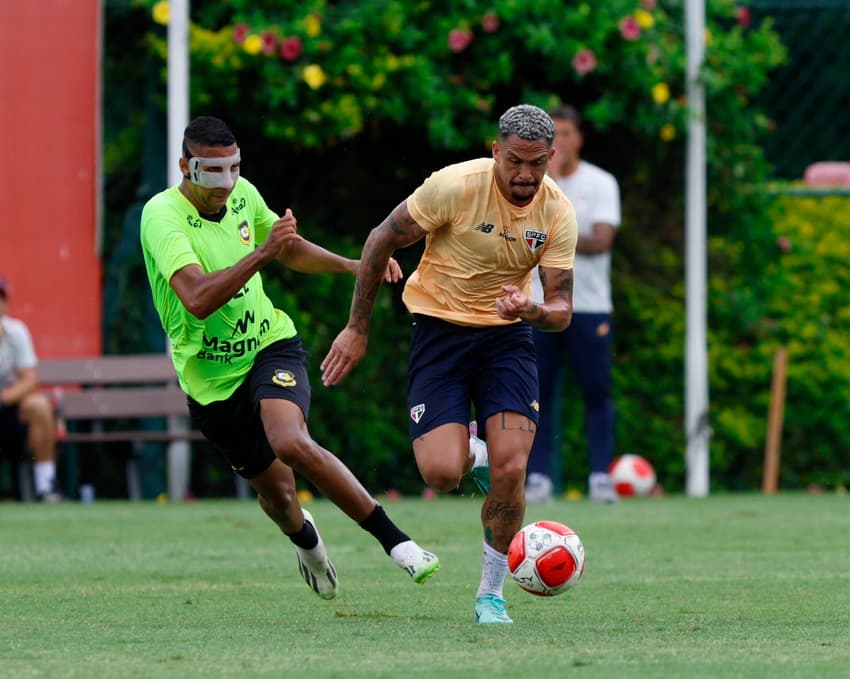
[
  {"xmin": 260, "ymin": 30, "xmax": 277, "ymax": 55},
  {"xmin": 233, "ymin": 23, "xmax": 250, "ymax": 45},
  {"xmin": 481, "ymin": 12, "xmax": 499, "ymax": 33},
  {"xmin": 572, "ymin": 48, "xmax": 597, "ymax": 76},
  {"xmin": 641, "ymin": 0, "xmax": 656, "ymax": 8},
  {"xmin": 736, "ymin": 6, "xmax": 751, "ymax": 27},
  {"xmin": 619, "ymin": 16, "xmax": 641, "ymax": 41},
  {"xmin": 448, "ymin": 28, "xmax": 474, "ymax": 53},
  {"xmin": 279, "ymin": 36, "xmax": 303, "ymax": 62}
]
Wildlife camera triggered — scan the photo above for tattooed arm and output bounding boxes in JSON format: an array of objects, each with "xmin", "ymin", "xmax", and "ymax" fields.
[
  {"xmin": 349, "ymin": 201, "xmax": 426, "ymax": 334},
  {"xmin": 529, "ymin": 265, "xmax": 573, "ymax": 331},
  {"xmin": 320, "ymin": 201, "xmax": 426, "ymax": 385}
]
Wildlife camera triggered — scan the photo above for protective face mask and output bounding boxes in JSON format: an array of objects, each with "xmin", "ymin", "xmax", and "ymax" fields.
[{"xmin": 187, "ymin": 150, "xmax": 241, "ymax": 189}]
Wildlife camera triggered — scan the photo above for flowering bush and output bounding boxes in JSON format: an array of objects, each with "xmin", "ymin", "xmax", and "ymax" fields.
[{"xmin": 143, "ymin": 0, "xmax": 784, "ymax": 183}]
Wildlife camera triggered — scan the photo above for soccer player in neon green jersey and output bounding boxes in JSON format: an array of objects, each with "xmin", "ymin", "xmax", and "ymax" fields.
[
  {"xmin": 140, "ymin": 116, "xmax": 439, "ymax": 602},
  {"xmin": 322, "ymin": 105, "xmax": 578, "ymax": 623}
]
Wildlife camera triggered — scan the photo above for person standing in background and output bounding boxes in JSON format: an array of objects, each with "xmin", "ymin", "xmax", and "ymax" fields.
[
  {"xmin": 0, "ymin": 277, "xmax": 60, "ymax": 502},
  {"xmin": 526, "ymin": 105, "xmax": 622, "ymax": 504}
]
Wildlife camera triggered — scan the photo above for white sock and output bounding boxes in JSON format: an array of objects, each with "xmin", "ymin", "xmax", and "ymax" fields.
[
  {"xmin": 476, "ymin": 541, "xmax": 508, "ymax": 598},
  {"xmin": 34, "ymin": 461, "xmax": 56, "ymax": 495},
  {"xmin": 469, "ymin": 435, "xmax": 489, "ymax": 468},
  {"xmin": 390, "ymin": 539, "xmax": 422, "ymax": 566},
  {"xmin": 295, "ymin": 537, "xmax": 328, "ymax": 567}
]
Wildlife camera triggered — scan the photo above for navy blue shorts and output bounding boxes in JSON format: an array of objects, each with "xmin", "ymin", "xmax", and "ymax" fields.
[
  {"xmin": 0, "ymin": 404, "xmax": 26, "ymax": 460},
  {"xmin": 187, "ymin": 337, "xmax": 312, "ymax": 479},
  {"xmin": 407, "ymin": 314, "xmax": 539, "ymax": 439}
]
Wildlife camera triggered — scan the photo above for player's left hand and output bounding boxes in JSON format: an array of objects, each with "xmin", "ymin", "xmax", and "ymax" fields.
[
  {"xmin": 496, "ymin": 285, "xmax": 531, "ymax": 321},
  {"xmin": 321, "ymin": 326, "xmax": 367, "ymax": 386},
  {"xmin": 384, "ymin": 257, "xmax": 403, "ymax": 283}
]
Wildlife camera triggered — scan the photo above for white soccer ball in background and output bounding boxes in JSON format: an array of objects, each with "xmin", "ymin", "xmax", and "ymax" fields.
[
  {"xmin": 608, "ymin": 454, "xmax": 656, "ymax": 497},
  {"xmin": 507, "ymin": 520, "xmax": 585, "ymax": 597}
]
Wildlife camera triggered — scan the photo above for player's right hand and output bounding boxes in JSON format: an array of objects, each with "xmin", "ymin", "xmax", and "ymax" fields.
[
  {"xmin": 320, "ymin": 326, "xmax": 367, "ymax": 386},
  {"xmin": 495, "ymin": 284, "xmax": 531, "ymax": 321},
  {"xmin": 261, "ymin": 208, "xmax": 302, "ymax": 260}
]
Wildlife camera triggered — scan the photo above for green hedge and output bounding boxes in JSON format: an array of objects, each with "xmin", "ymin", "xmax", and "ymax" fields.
[
  {"xmin": 711, "ymin": 193, "xmax": 850, "ymax": 491},
  {"xmin": 595, "ymin": 190, "xmax": 850, "ymax": 494}
]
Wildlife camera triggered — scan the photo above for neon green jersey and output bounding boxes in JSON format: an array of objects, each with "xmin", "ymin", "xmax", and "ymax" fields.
[{"xmin": 140, "ymin": 178, "xmax": 296, "ymax": 404}]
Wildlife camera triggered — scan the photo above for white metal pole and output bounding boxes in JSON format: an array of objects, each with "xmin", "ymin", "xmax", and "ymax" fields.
[
  {"xmin": 685, "ymin": 0, "xmax": 710, "ymax": 497},
  {"xmin": 167, "ymin": 0, "xmax": 189, "ymax": 187},
  {"xmin": 167, "ymin": 0, "xmax": 191, "ymax": 501}
]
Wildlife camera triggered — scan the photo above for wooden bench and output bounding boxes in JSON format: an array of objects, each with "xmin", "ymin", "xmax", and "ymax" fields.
[
  {"xmin": 14, "ymin": 354, "xmax": 247, "ymax": 502},
  {"xmin": 38, "ymin": 354, "xmax": 204, "ymax": 444}
]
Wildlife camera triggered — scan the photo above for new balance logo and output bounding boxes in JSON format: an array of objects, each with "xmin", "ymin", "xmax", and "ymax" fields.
[{"xmin": 475, "ymin": 222, "xmax": 495, "ymax": 233}]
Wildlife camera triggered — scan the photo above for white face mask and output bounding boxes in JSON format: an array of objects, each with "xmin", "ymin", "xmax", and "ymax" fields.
[{"xmin": 187, "ymin": 150, "xmax": 241, "ymax": 189}]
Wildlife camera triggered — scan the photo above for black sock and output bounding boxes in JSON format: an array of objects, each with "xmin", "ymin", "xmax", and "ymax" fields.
[
  {"xmin": 285, "ymin": 516, "xmax": 319, "ymax": 550},
  {"xmin": 359, "ymin": 504, "xmax": 411, "ymax": 555}
]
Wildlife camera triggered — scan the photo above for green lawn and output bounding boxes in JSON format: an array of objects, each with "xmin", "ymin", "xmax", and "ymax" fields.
[{"xmin": 1, "ymin": 493, "xmax": 848, "ymax": 678}]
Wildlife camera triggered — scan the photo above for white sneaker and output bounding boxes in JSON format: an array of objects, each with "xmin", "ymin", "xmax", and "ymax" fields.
[
  {"xmin": 589, "ymin": 472, "xmax": 619, "ymax": 504},
  {"xmin": 295, "ymin": 510, "xmax": 338, "ymax": 599},
  {"xmin": 525, "ymin": 472, "xmax": 554, "ymax": 504},
  {"xmin": 391, "ymin": 541, "xmax": 441, "ymax": 584}
]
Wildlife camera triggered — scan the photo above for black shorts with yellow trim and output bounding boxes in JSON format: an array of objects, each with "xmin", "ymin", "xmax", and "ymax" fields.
[{"xmin": 187, "ymin": 337, "xmax": 311, "ymax": 478}]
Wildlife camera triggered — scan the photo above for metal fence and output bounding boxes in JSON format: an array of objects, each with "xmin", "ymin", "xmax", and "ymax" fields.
[{"xmin": 751, "ymin": 0, "xmax": 850, "ymax": 180}]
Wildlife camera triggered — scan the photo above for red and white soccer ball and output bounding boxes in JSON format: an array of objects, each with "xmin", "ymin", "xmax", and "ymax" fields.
[
  {"xmin": 507, "ymin": 520, "xmax": 585, "ymax": 597},
  {"xmin": 608, "ymin": 454, "xmax": 656, "ymax": 497}
]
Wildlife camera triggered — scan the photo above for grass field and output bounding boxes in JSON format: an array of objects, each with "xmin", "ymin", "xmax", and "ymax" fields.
[{"xmin": 1, "ymin": 493, "xmax": 849, "ymax": 678}]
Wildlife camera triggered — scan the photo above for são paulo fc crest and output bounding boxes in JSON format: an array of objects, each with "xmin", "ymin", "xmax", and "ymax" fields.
[
  {"xmin": 524, "ymin": 230, "xmax": 547, "ymax": 252},
  {"xmin": 272, "ymin": 369, "xmax": 296, "ymax": 388},
  {"xmin": 238, "ymin": 220, "xmax": 251, "ymax": 245},
  {"xmin": 410, "ymin": 403, "xmax": 425, "ymax": 424}
]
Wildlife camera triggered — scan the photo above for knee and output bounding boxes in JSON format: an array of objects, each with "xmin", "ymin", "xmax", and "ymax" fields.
[
  {"xmin": 258, "ymin": 483, "xmax": 297, "ymax": 515},
  {"xmin": 419, "ymin": 464, "xmax": 464, "ymax": 493},
  {"xmin": 19, "ymin": 392, "xmax": 54, "ymax": 426},
  {"xmin": 491, "ymin": 455, "xmax": 527, "ymax": 492},
  {"xmin": 267, "ymin": 429, "xmax": 316, "ymax": 469}
]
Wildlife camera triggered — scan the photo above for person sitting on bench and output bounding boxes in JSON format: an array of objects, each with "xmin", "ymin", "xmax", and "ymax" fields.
[{"xmin": 0, "ymin": 277, "xmax": 60, "ymax": 502}]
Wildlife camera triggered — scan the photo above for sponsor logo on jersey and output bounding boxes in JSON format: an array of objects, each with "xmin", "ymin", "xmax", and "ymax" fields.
[
  {"xmin": 272, "ymin": 369, "xmax": 297, "ymax": 388},
  {"xmin": 197, "ymin": 315, "xmax": 271, "ymax": 364},
  {"xmin": 524, "ymin": 230, "xmax": 547, "ymax": 252},
  {"xmin": 230, "ymin": 196, "xmax": 247, "ymax": 215},
  {"xmin": 238, "ymin": 220, "xmax": 251, "ymax": 245},
  {"xmin": 410, "ymin": 403, "xmax": 425, "ymax": 423},
  {"xmin": 474, "ymin": 222, "xmax": 495, "ymax": 234}
]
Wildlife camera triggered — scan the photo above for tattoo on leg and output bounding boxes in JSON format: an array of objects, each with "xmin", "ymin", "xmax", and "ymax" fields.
[
  {"xmin": 499, "ymin": 412, "xmax": 536, "ymax": 433},
  {"xmin": 483, "ymin": 501, "xmax": 523, "ymax": 524}
]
